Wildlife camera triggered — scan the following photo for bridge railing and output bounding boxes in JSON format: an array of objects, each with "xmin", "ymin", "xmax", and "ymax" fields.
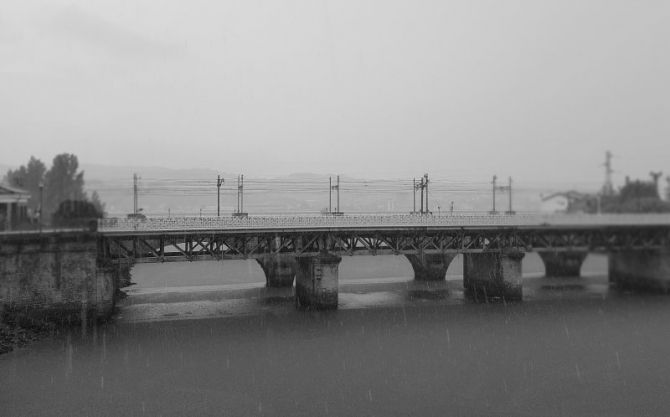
[{"xmin": 98, "ymin": 213, "xmax": 670, "ymax": 232}]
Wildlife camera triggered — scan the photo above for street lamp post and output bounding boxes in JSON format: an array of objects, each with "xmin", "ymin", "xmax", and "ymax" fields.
[{"xmin": 39, "ymin": 182, "xmax": 44, "ymax": 233}]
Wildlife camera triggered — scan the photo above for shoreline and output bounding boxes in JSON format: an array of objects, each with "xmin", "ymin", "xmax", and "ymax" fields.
[{"xmin": 0, "ymin": 322, "xmax": 52, "ymax": 355}]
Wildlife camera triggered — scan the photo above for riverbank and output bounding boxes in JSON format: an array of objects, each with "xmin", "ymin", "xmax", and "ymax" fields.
[{"xmin": 0, "ymin": 321, "xmax": 52, "ymax": 355}]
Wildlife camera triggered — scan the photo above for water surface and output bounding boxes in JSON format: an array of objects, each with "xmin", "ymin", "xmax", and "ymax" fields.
[{"xmin": 2, "ymin": 254, "xmax": 670, "ymax": 416}]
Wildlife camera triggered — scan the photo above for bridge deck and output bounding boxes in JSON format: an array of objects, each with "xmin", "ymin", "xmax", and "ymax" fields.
[{"xmin": 98, "ymin": 213, "xmax": 670, "ymax": 235}]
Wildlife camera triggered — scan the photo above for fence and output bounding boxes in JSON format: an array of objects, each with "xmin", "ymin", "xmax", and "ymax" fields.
[{"xmin": 98, "ymin": 213, "xmax": 670, "ymax": 233}]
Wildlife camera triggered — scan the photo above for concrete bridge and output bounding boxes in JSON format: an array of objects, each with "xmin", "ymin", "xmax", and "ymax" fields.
[{"xmin": 2, "ymin": 213, "xmax": 670, "ymax": 320}]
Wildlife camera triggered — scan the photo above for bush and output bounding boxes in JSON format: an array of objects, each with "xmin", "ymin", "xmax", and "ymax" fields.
[{"xmin": 52, "ymin": 200, "xmax": 102, "ymax": 228}]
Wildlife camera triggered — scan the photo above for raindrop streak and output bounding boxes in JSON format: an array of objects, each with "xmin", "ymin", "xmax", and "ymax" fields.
[
  {"xmin": 615, "ymin": 351, "xmax": 621, "ymax": 370},
  {"xmin": 575, "ymin": 364, "xmax": 583, "ymax": 383},
  {"xmin": 65, "ymin": 335, "xmax": 73, "ymax": 378},
  {"xmin": 446, "ymin": 328, "xmax": 451, "ymax": 349},
  {"xmin": 101, "ymin": 331, "xmax": 107, "ymax": 365},
  {"xmin": 100, "ymin": 375, "xmax": 105, "ymax": 390},
  {"xmin": 368, "ymin": 389, "xmax": 373, "ymax": 402}
]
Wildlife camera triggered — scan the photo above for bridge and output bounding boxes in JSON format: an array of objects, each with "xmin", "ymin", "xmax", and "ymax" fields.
[{"xmin": 2, "ymin": 213, "xmax": 670, "ymax": 319}]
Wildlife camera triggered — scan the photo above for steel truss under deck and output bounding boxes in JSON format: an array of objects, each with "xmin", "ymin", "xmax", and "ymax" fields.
[{"xmin": 99, "ymin": 225, "xmax": 670, "ymax": 263}]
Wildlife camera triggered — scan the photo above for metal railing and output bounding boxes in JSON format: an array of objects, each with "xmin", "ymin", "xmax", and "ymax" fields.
[{"xmin": 98, "ymin": 213, "xmax": 670, "ymax": 233}]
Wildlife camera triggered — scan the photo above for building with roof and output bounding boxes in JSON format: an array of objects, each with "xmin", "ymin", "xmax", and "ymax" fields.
[{"xmin": 0, "ymin": 183, "xmax": 31, "ymax": 231}]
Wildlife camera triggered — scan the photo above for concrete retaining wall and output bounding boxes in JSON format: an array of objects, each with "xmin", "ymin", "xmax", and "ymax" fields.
[{"xmin": 0, "ymin": 233, "xmax": 116, "ymax": 324}]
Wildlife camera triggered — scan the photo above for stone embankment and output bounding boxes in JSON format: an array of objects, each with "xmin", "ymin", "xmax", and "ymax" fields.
[{"xmin": 1, "ymin": 232, "xmax": 123, "ymax": 353}]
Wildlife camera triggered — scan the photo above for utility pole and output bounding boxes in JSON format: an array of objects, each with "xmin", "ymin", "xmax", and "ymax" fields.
[
  {"xmin": 491, "ymin": 175, "xmax": 497, "ymax": 214},
  {"xmin": 414, "ymin": 175, "xmax": 429, "ymax": 214},
  {"xmin": 133, "ymin": 173, "xmax": 139, "ymax": 216},
  {"xmin": 424, "ymin": 173, "xmax": 429, "ymax": 214},
  {"xmin": 602, "ymin": 150, "xmax": 614, "ymax": 196},
  {"xmin": 413, "ymin": 178, "xmax": 417, "ymax": 213},
  {"xmin": 39, "ymin": 182, "xmax": 44, "ymax": 233},
  {"xmin": 329, "ymin": 175, "xmax": 341, "ymax": 214},
  {"xmin": 236, "ymin": 174, "xmax": 243, "ymax": 215},
  {"xmin": 420, "ymin": 177, "xmax": 424, "ymax": 213},
  {"xmin": 337, "ymin": 175, "xmax": 340, "ymax": 214},
  {"xmin": 217, "ymin": 175, "xmax": 224, "ymax": 216},
  {"xmin": 490, "ymin": 175, "xmax": 514, "ymax": 214}
]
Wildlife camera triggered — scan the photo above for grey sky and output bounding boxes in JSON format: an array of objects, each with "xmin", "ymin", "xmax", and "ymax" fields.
[{"xmin": 1, "ymin": 0, "xmax": 668, "ymax": 186}]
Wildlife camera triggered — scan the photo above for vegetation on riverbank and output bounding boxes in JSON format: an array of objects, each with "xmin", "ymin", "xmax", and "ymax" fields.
[{"xmin": 0, "ymin": 320, "xmax": 53, "ymax": 355}]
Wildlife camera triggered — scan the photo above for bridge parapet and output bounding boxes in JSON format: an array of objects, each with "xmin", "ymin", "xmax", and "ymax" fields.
[{"xmin": 99, "ymin": 213, "xmax": 670, "ymax": 233}]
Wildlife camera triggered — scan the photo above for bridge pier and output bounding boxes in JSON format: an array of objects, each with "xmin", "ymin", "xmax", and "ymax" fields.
[
  {"xmin": 256, "ymin": 255, "xmax": 296, "ymax": 288},
  {"xmin": 609, "ymin": 250, "xmax": 670, "ymax": 293},
  {"xmin": 463, "ymin": 250, "xmax": 525, "ymax": 301},
  {"xmin": 538, "ymin": 251, "xmax": 588, "ymax": 277},
  {"xmin": 295, "ymin": 252, "xmax": 341, "ymax": 309},
  {"xmin": 405, "ymin": 253, "xmax": 456, "ymax": 281}
]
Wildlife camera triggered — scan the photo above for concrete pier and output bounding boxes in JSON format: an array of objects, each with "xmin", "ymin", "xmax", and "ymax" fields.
[
  {"xmin": 295, "ymin": 252, "xmax": 341, "ymax": 309},
  {"xmin": 463, "ymin": 250, "xmax": 525, "ymax": 301},
  {"xmin": 405, "ymin": 253, "xmax": 456, "ymax": 281},
  {"xmin": 538, "ymin": 251, "xmax": 587, "ymax": 277},
  {"xmin": 256, "ymin": 255, "xmax": 296, "ymax": 287},
  {"xmin": 609, "ymin": 250, "xmax": 670, "ymax": 292}
]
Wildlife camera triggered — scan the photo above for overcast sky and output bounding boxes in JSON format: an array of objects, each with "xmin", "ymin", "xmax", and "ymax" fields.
[{"xmin": 1, "ymin": 0, "xmax": 668, "ymax": 186}]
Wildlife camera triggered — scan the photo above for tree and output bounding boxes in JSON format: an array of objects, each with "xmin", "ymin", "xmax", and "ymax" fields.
[
  {"xmin": 52, "ymin": 199, "xmax": 102, "ymax": 229},
  {"xmin": 43, "ymin": 154, "xmax": 86, "ymax": 218},
  {"xmin": 4, "ymin": 156, "xmax": 47, "ymax": 213},
  {"xmin": 90, "ymin": 190, "xmax": 106, "ymax": 217},
  {"xmin": 618, "ymin": 180, "xmax": 658, "ymax": 201},
  {"xmin": 603, "ymin": 179, "xmax": 670, "ymax": 213}
]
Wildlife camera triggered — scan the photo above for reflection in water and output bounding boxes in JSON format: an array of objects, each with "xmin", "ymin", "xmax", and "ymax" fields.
[{"xmin": 3, "ymin": 254, "xmax": 670, "ymax": 416}]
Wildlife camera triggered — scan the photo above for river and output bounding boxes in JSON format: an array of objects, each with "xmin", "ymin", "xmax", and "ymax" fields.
[{"xmin": 2, "ymin": 254, "xmax": 670, "ymax": 416}]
